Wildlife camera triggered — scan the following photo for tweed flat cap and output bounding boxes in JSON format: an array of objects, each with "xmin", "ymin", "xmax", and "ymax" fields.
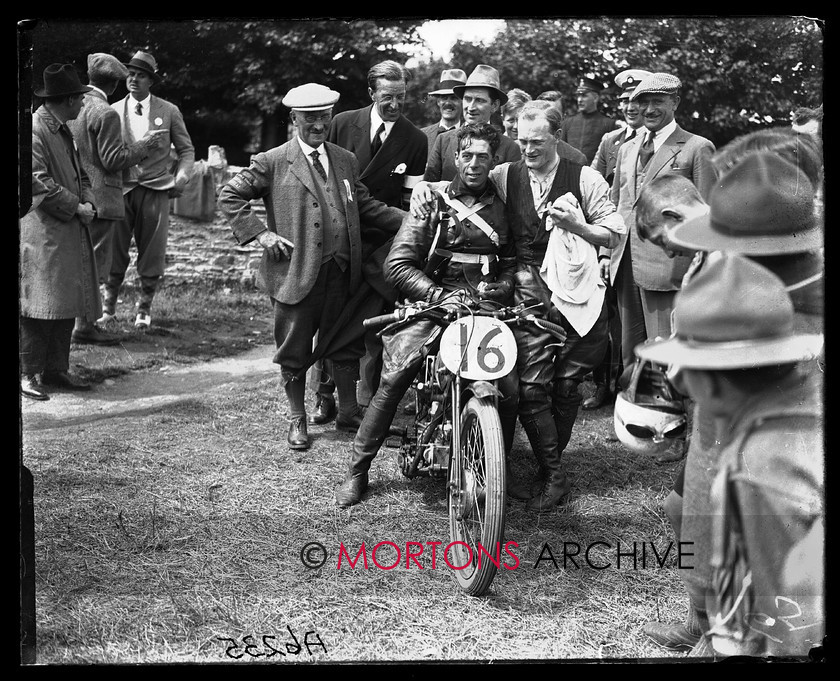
[
  {"xmin": 615, "ymin": 68, "xmax": 652, "ymax": 99},
  {"xmin": 629, "ymin": 73, "xmax": 681, "ymax": 100},
  {"xmin": 282, "ymin": 83, "xmax": 340, "ymax": 111},
  {"xmin": 87, "ymin": 53, "xmax": 129, "ymax": 80}
]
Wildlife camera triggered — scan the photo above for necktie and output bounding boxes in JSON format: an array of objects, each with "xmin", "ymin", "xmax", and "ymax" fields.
[
  {"xmin": 625, "ymin": 129, "xmax": 636, "ymax": 142},
  {"xmin": 371, "ymin": 123, "xmax": 385, "ymax": 156},
  {"xmin": 639, "ymin": 131, "xmax": 656, "ymax": 168},
  {"xmin": 135, "ymin": 102, "xmax": 143, "ymax": 116},
  {"xmin": 310, "ymin": 150, "xmax": 327, "ymax": 182}
]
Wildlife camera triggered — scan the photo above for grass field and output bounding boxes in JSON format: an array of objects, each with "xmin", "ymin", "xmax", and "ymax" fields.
[{"xmin": 21, "ymin": 282, "xmax": 691, "ymax": 664}]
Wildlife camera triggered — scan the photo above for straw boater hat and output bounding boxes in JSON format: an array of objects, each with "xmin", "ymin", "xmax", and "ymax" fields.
[
  {"xmin": 34, "ymin": 64, "xmax": 92, "ymax": 98},
  {"xmin": 635, "ymin": 254, "xmax": 823, "ymax": 370},
  {"xmin": 669, "ymin": 151, "xmax": 822, "ymax": 255},
  {"xmin": 123, "ymin": 51, "xmax": 162, "ymax": 83},
  {"xmin": 282, "ymin": 83, "xmax": 340, "ymax": 111},
  {"xmin": 614, "ymin": 69, "xmax": 652, "ymax": 100},
  {"xmin": 452, "ymin": 64, "xmax": 508, "ymax": 105},
  {"xmin": 428, "ymin": 69, "xmax": 467, "ymax": 96}
]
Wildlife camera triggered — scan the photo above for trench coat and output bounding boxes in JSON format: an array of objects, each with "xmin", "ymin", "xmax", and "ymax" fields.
[{"xmin": 20, "ymin": 106, "xmax": 100, "ymax": 321}]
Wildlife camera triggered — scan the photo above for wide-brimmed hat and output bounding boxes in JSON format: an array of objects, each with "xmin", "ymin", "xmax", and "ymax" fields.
[
  {"xmin": 453, "ymin": 65, "xmax": 508, "ymax": 105},
  {"xmin": 429, "ymin": 69, "xmax": 467, "ymax": 96},
  {"xmin": 635, "ymin": 253, "xmax": 823, "ymax": 369},
  {"xmin": 670, "ymin": 151, "xmax": 822, "ymax": 255},
  {"xmin": 123, "ymin": 51, "xmax": 162, "ymax": 82},
  {"xmin": 629, "ymin": 72, "xmax": 681, "ymax": 100},
  {"xmin": 34, "ymin": 63, "xmax": 92, "ymax": 98},
  {"xmin": 615, "ymin": 69, "xmax": 652, "ymax": 100},
  {"xmin": 282, "ymin": 83, "xmax": 340, "ymax": 111},
  {"xmin": 87, "ymin": 53, "xmax": 129, "ymax": 81},
  {"xmin": 576, "ymin": 76, "xmax": 603, "ymax": 94}
]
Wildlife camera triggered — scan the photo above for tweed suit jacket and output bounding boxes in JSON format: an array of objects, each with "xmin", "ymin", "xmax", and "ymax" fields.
[
  {"xmin": 327, "ymin": 105, "xmax": 427, "ymax": 210},
  {"xmin": 112, "ymin": 94, "xmax": 195, "ymax": 191},
  {"xmin": 421, "ymin": 122, "xmax": 452, "ymax": 155},
  {"xmin": 218, "ymin": 139, "xmax": 405, "ymax": 305},
  {"xmin": 424, "ymin": 127, "xmax": 521, "ymax": 182},
  {"xmin": 591, "ymin": 126, "xmax": 639, "ymax": 187},
  {"xmin": 605, "ymin": 124, "xmax": 715, "ymax": 291},
  {"xmin": 67, "ymin": 89, "xmax": 149, "ymax": 220}
]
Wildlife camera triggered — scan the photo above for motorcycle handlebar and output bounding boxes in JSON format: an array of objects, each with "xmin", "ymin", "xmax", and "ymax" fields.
[{"xmin": 362, "ymin": 310, "xmax": 406, "ymax": 329}]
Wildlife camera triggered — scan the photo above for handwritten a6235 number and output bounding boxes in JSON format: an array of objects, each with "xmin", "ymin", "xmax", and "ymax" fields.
[{"xmin": 218, "ymin": 626, "xmax": 326, "ymax": 659}]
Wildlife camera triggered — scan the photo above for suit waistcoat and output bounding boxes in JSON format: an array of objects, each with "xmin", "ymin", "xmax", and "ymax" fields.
[
  {"xmin": 505, "ymin": 159, "xmax": 583, "ymax": 265},
  {"xmin": 308, "ymin": 160, "xmax": 351, "ymax": 270}
]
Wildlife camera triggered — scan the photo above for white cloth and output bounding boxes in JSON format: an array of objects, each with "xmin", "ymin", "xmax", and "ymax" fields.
[
  {"xmin": 540, "ymin": 192, "xmax": 606, "ymax": 337},
  {"xmin": 128, "ymin": 94, "xmax": 151, "ymax": 142}
]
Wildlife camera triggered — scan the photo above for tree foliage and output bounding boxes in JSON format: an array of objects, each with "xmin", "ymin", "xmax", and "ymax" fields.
[{"xmin": 20, "ymin": 17, "xmax": 823, "ymax": 162}]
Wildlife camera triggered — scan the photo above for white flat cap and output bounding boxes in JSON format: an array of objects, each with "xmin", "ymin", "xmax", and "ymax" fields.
[{"xmin": 282, "ymin": 83, "xmax": 340, "ymax": 111}]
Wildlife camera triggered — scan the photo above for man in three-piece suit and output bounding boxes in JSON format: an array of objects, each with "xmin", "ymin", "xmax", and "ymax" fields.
[
  {"xmin": 106, "ymin": 50, "xmax": 195, "ymax": 330},
  {"xmin": 218, "ymin": 83, "xmax": 405, "ymax": 451},
  {"xmin": 420, "ymin": 68, "xmax": 467, "ymax": 155},
  {"xmin": 604, "ymin": 72, "xmax": 715, "ymax": 463},
  {"xmin": 67, "ymin": 52, "xmax": 166, "ymax": 346},
  {"xmin": 424, "ymin": 64, "xmax": 521, "ymax": 183}
]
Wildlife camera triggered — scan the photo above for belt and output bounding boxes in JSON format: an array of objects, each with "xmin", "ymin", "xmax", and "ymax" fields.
[{"xmin": 448, "ymin": 252, "xmax": 496, "ymax": 265}]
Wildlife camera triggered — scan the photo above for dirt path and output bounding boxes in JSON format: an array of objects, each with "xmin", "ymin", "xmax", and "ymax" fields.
[{"xmin": 20, "ymin": 343, "xmax": 277, "ymax": 432}]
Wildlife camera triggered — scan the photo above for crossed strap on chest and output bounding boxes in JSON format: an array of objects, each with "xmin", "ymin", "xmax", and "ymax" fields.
[{"xmin": 428, "ymin": 190, "xmax": 498, "ymax": 275}]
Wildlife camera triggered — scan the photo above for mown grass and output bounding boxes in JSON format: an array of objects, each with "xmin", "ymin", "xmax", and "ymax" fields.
[{"xmin": 24, "ymin": 335, "xmax": 692, "ymax": 665}]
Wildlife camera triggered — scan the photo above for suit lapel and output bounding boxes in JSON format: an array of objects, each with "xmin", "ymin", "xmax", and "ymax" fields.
[
  {"xmin": 362, "ymin": 114, "xmax": 406, "ymax": 179},
  {"xmin": 351, "ymin": 106, "xmax": 374, "ymax": 170},
  {"xmin": 287, "ymin": 141, "xmax": 320, "ymax": 201},
  {"xmin": 645, "ymin": 126, "xmax": 689, "ymax": 181}
]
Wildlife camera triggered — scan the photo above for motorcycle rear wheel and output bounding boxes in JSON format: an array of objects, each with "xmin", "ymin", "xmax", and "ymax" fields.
[{"xmin": 447, "ymin": 396, "xmax": 507, "ymax": 596}]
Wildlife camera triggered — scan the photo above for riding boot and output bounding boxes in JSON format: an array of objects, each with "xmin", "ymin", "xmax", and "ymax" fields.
[
  {"xmin": 520, "ymin": 409, "xmax": 571, "ymax": 512},
  {"xmin": 335, "ymin": 390, "xmax": 400, "ymax": 507},
  {"xmin": 499, "ymin": 407, "xmax": 532, "ymax": 500},
  {"xmin": 552, "ymin": 380, "xmax": 583, "ymax": 455}
]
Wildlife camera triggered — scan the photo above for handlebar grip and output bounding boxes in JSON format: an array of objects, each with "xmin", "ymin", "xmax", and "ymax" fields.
[
  {"xmin": 363, "ymin": 310, "xmax": 404, "ymax": 329},
  {"xmin": 534, "ymin": 319, "xmax": 568, "ymax": 343}
]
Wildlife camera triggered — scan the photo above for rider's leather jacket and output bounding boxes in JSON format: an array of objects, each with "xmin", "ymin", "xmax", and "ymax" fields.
[{"xmin": 384, "ymin": 175, "xmax": 516, "ymax": 302}]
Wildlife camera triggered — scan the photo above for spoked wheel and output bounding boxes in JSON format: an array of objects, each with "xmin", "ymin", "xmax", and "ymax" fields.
[{"xmin": 447, "ymin": 396, "xmax": 506, "ymax": 596}]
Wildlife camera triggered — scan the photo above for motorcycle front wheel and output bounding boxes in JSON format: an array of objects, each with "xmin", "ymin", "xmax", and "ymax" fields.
[{"xmin": 447, "ymin": 395, "xmax": 507, "ymax": 596}]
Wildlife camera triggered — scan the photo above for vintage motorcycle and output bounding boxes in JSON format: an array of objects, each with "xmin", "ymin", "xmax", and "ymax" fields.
[{"xmin": 363, "ymin": 292, "xmax": 567, "ymax": 596}]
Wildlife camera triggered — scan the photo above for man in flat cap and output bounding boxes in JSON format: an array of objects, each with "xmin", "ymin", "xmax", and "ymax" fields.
[
  {"xmin": 67, "ymin": 53, "xmax": 167, "ymax": 346},
  {"xmin": 603, "ymin": 71, "xmax": 715, "ymax": 462},
  {"xmin": 105, "ymin": 50, "xmax": 195, "ymax": 330},
  {"xmin": 21, "ymin": 64, "xmax": 96, "ymax": 400},
  {"xmin": 560, "ymin": 76, "xmax": 618, "ymax": 165},
  {"xmin": 424, "ymin": 64, "xmax": 521, "ymax": 183},
  {"xmin": 584, "ymin": 68, "xmax": 652, "ymax": 411},
  {"xmin": 636, "ymin": 253, "xmax": 823, "ymax": 658},
  {"xmin": 218, "ymin": 83, "xmax": 405, "ymax": 451},
  {"xmin": 421, "ymin": 68, "xmax": 467, "ymax": 154}
]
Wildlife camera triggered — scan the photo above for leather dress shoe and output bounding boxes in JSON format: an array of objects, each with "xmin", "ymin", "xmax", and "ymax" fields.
[
  {"xmin": 335, "ymin": 472, "xmax": 368, "ymax": 507},
  {"xmin": 72, "ymin": 324, "xmax": 121, "ymax": 346},
  {"xmin": 582, "ymin": 383, "xmax": 610, "ymax": 410},
  {"xmin": 335, "ymin": 408, "xmax": 365, "ymax": 433},
  {"xmin": 21, "ymin": 375, "xmax": 49, "ymax": 401},
  {"xmin": 642, "ymin": 621, "xmax": 701, "ymax": 650},
  {"xmin": 41, "ymin": 371, "xmax": 91, "ymax": 391},
  {"xmin": 287, "ymin": 416, "xmax": 310, "ymax": 450},
  {"xmin": 308, "ymin": 394, "xmax": 336, "ymax": 425}
]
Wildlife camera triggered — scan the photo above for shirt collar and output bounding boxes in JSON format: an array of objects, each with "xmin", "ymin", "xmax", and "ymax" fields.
[
  {"xmin": 130, "ymin": 93, "xmax": 152, "ymax": 109},
  {"xmin": 88, "ymin": 85, "xmax": 108, "ymax": 99},
  {"xmin": 440, "ymin": 121, "xmax": 460, "ymax": 131},
  {"xmin": 370, "ymin": 106, "xmax": 395, "ymax": 135},
  {"xmin": 647, "ymin": 119, "xmax": 677, "ymax": 145},
  {"xmin": 296, "ymin": 137, "xmax": 325, "ymax": 157},
  {"xmin": 448, "ymin": 174, "xmax": 496, "ymax": 204}
]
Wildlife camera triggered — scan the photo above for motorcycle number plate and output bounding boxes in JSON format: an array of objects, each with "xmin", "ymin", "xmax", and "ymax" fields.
[{"xmin": 439, "ymin": 316, "xmax": 517, "ymax": 380}]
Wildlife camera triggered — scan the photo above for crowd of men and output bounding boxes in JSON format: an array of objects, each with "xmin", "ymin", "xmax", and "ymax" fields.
[{"xmin": 22, "ymin": 51, "xmax": 823, "ymax": 661}]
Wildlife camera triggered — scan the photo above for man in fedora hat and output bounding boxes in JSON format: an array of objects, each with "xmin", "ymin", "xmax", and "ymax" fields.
[
  {"xmin": 638, "ymin": 149, "xmax": 823, "ymax": 655},
  {"xmin": 424, "ymin": 64, "xmax": 521, "ymax": 183},
  {"xmin": 560, "ymin": 76, "xmax": 618, "ymax": 165},
  {"xmin": 421, "ymin": 68, "xmax": 467, "ymax": 154},
  {"xmin": 67, "ymin": 52, "xmax": 168, "ymax": 347},
  {"xmin": 218, "ymin": 83, "xmax": 404, "ymax": 451},
  {"xmin": 636, "ymin": 253, "xmax": 823, "ymax": 658},
  {"xmin": 20, "ymin": 64, "xmax": 96, "ymax": 400},
  {"xmin": 105, "ymin": 50, "xmax": 195, "ymax": 330},
  {"xmin": 584, "ymin": 68, "xmax": 652, "ymax": 412}
]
